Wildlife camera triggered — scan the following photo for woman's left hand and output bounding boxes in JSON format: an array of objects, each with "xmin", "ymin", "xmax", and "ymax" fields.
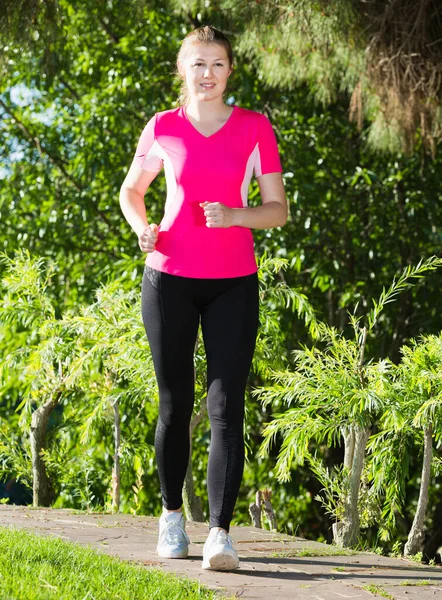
[{"xmin": 200, "ymin": 202, "xmax": 235, "ymax": 228}]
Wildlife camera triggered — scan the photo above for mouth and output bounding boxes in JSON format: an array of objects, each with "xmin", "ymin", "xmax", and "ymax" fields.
[{"xmin": 200, "ymin": 83, "xmax": 215, "ymax": 89}]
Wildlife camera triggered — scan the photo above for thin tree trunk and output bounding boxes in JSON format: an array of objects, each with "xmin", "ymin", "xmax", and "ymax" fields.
[
  {"xmin": 333, "ymin": 425, "xmax": 370, "ymax": 547},
  {"xmin": 182, "ymin": 397, "xmax": 206, "ymax": 522},
  {"xmin": 261, "ymin": 488, "xmax": 277, "ymax": 531},
  {"xmin": 249, "ymin": 490, "xmax": 262, "ymax": 528},
  {"xmin": 347, "ymin": 425, "xmax": 370, "ymax": 533},
  {"xmin": 30, "ymin": 398, "xmax": 56, "ymax": 507},
  {"xmin": 333, "ymin": 326, "xmax": 370, "ymax": 547},
  {"xmin": 404, "ymin": 425, "xmax": 433, "ymax": 557},
  {"xmin": 111, "ymin": 399, "xmax": 121, "ymax": 513},
  {"xmin": 343, "ymin": 427, "xmax": 355, "ymax": 470}
]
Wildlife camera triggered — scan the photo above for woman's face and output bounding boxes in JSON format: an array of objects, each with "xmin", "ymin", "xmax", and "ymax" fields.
[{"xmin": 178, "ymin": 42, "xmax": 232, "ymax": 103}]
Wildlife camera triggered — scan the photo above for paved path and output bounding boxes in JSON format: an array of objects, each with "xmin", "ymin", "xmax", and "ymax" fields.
[{"xmin": 1, "ymin": 506, "xmax": 442, "ymax": 599}]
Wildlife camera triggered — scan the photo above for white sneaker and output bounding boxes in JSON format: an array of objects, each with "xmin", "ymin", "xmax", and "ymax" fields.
[
  {"xmin": 156, "ymin": 511, "xmax": 189, "ymax": 559},
  {"xmin": 202, "ymin": 529, "xmax": 239, "ymax": 571}
]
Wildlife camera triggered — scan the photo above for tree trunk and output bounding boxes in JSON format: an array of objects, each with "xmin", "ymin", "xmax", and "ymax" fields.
[
  {"xmin": 333, "ymin": 425, "xmax": 370, "ymax": 547},
  {"xmin": 249, "ymin": 490, "xmax": 262, "ymax": 528},
  {"xmin": 30, "ymin": 398, "xmax": 56, "ymax": 507},
  {"xmin": 343, "ymin": 427, "xmax": 355, "ymax": 470},
  {"xmin": 182, "ymin": 397, "xmax": 206, "ymax": 523},
  {"xmin": 261, "ymin": 488, "xmax": 277, "ymax": 531},
  {"xmin": 404, "ymin": 425, "xmax": 433, "ymax": 557},
  {"xmin": 111, "ymin": 398, "xmax": 121, "ymax": 513}
]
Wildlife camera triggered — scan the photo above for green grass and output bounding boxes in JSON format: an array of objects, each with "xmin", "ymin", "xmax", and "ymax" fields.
[
  {"xmin": 399, "ymin": 580, "xmax": 432, "ymax": 586},
  {"xmin": 271, "ymin": 546, "xmax": 356, "ymax": 558},
  {"xmin": 0, "ymin": 526, "xmax": 218, "ymax": 600},
  {"xmin": 361, "ymin": 584, "xmax": 394, "ymax": 598}
]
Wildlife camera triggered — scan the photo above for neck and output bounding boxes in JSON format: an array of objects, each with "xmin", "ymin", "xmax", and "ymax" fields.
[{"xmin": 185, "ymin": 98, "xmax": 231, "ymax": 121}]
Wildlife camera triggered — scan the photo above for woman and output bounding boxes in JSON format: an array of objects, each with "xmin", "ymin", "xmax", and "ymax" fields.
[{"xmin": 119, "ymin": 25, "xmax": 286, "ymax": 571}]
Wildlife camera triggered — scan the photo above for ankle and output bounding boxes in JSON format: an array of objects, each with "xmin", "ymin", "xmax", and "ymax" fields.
[
  {"xmin": 210, "ymin": 527, "xmax": 228, "ymax": 535},
  {"xmin": 163, "ymin": 507, "xmax": 183, "ymax": 515}
]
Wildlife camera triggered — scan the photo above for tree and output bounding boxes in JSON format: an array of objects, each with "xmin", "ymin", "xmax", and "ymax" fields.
[
  {"xmin": 173, "ymin": 0, "xmax": 442, "ymax": 154},
  {"xmin": 0, "ymin": 0, "xmax": 182, "ymax": 305},
  {"xmin": 0, "ymin": 250, "xmax": 71, "ymax": 505},
  {"xmin": 371, "ymin": 334, "xmax": 442, "ymax": 556},
  {"xmin": 257, "ymin": 257, "xmax": 442, "ymax": 547},
  {"xmin": 0, "ymin": 251, "xmax": 159, "ymax": 511},
  {"xmin": 0, "ymin": 251, "xmax": 319, "ymax": 523},
  {"xmin": 61, "ymin": 280, "xmax": 158, "ymax": 514}
]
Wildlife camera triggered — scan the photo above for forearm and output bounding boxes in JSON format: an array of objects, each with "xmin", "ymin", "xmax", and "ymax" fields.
[
  {"xmin": 231, "ymin": 201, "xmax": 287, "ymax": 229},
  {"xmin": 119, "ymin": 187, "xmax": 149, "ymax": 238}
]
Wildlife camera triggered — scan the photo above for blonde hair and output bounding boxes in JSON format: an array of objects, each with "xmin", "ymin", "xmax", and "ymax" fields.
[{"xmin": 176, "ymin": 26, "xmax": 234, "ymax": 106}]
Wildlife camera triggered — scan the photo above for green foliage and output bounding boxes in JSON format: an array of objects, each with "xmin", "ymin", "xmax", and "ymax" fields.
[
  {"xmin": 366, "ymin": 259, "xmax": 442, "ymax": 330},
  {"xmin": 0, "ymin": 0, "xmax": 182, "ymax": 305},
  {"xmin": 173, "ymin": 0, "xmax": 442, "ymax": 154},
  {"xmin": 368, "ymin": 331, "xmax": 442, "ymax": 541},
  {"xmin": 390, "ymin": 540, "xmax": 403, "ymax": 557},
  {"xmin": 408, "ymin": 551, "xmax": 424, "ymax": 563},
  {"xmin": 0, "ymin": 419, "xmax": 32, "ymax": 489},
  {"xmin": 0, "ymin": 249, "xmax": 70, "ymax": 429},
  {"xmin": 0, "ymin": 251, "xmax": 318, "ymax": 527},
  {"xmin": 310, "ymin": 458, "xmax": 349, "ymax": 521},
  {"xmin": 257, "ymin": 258, "xmax": 442, "ymax": 542},
  {"xmin": 0, "ymin": 251, "xmax": 160, "ymax": 513}
]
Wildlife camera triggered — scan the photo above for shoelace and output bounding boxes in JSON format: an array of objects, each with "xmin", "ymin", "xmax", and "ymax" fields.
[
  {"xmin": 163, "ymin": 521, "xmax": 189, "ymax": 545},
  {"xmin": 211, "ymin": 531, "xmax": 233, "ymax": 547}
]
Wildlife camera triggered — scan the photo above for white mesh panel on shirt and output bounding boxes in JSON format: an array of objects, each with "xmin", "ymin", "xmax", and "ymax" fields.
[
  {"xmin": 156, "ymin": 142, "xmax": 177, "ymax": 214},
  {"xmin": 141, "ymin": 139, "xmax": 164, "ymax": 173},
  {"xmin": 240, "ymin": 143, "xmax": 260, "ymax": 207}
]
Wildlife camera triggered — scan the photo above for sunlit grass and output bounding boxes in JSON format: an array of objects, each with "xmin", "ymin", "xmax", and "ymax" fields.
[
  {"xmin": 361, "ymin": 584, "xmax": 393, "ymax": 598},
  {"xmin": 399, "ymin": 580, "xmax": 433, "ymax": 586},
  {"xmin": 0, "ymin": 526, "xmax": 217, "ymax": 600},
  {"xmin": 271, "ymin": 546, "xmax": 356, "ymax": 558}
]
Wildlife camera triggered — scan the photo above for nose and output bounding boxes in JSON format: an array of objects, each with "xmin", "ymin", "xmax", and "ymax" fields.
[{"xmin": 203, "ymin": 66, "xmax": 213, "ymax": 78}]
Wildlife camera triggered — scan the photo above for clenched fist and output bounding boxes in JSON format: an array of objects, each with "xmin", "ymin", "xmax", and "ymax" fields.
[
  {"xmin": 138, "ymin": 223, "xmax": 159, "ymax": 253},
  {"xmin": 200, "ymin": 202, "xmax": 235, "ymax": 228}
]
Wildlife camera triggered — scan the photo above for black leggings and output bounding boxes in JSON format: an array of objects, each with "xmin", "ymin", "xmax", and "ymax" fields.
[{"xmin": 141, "ymin": 266, "xmax": 259, "ymax": 532}]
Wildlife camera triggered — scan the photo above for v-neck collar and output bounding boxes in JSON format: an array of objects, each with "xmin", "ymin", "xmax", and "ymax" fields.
[{"xmin": 183, "ymin": 105, "xmax": 237, "ymax": 140}]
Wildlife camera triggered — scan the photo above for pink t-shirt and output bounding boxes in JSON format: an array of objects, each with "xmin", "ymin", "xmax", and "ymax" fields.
[{"xmin": 132, "ymin": 105, "xmax": 282, "ymax": 278}]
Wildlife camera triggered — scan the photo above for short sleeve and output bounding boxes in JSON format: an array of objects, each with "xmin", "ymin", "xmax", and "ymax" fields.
[
  {"xmin": 254, "ymin": 114, "xmax": 283, "ymax": 177},
  {"xmin": 132, "ymin": 114, "xmax": 163, "ymax": 173}
]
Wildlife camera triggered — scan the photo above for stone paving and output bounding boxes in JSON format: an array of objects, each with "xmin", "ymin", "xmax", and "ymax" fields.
[{"xmin": 1, "ymin": 506, "xmax": 442, "ymax": 599}]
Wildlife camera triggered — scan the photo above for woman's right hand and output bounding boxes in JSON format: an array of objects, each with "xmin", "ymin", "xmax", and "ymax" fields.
[{"xmin": 138, "ymin": 223, "xmax": 159, "ymax": 253}]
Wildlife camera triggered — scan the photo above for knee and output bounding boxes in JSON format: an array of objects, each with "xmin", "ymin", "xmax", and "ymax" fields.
[
  {"xmin": 159, "ymin": 390, "xmax": 193, "ymax": 428},
  {"xmin": 207, "ymin": 379, "xmax": 244, "ymax": 425}
]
